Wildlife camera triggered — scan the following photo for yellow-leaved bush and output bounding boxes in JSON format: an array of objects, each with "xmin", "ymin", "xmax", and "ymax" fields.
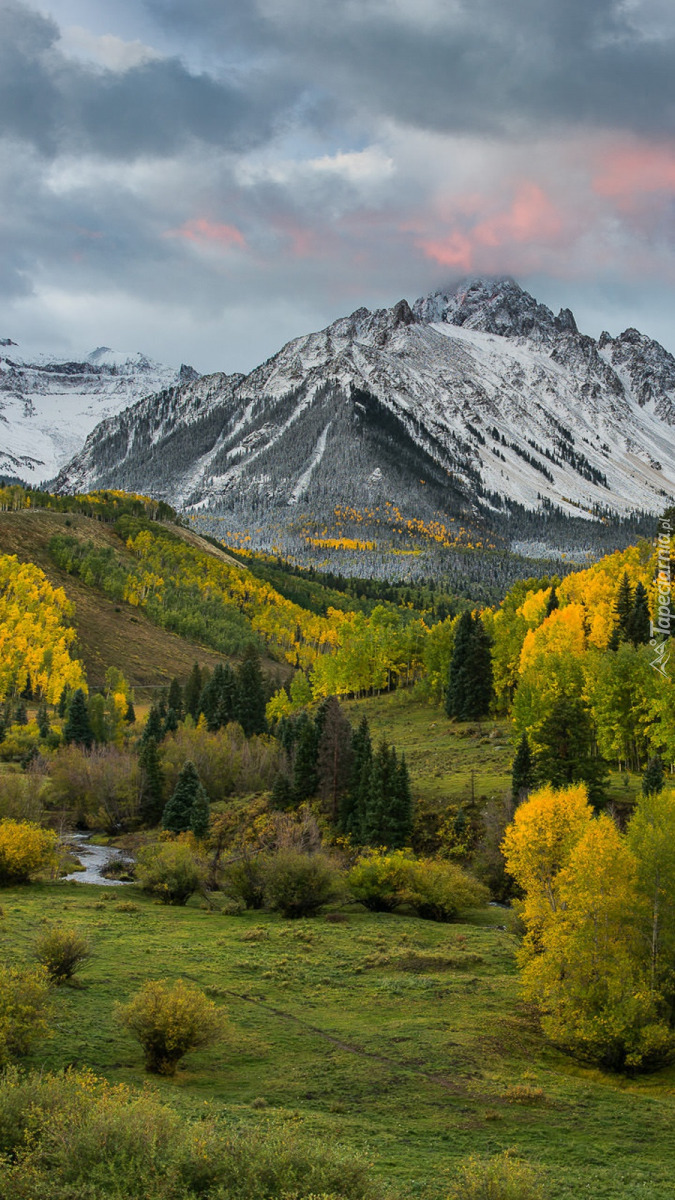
[{"xmin": 0, "ymin": 819, "xmax": 58, "ymax": 885}]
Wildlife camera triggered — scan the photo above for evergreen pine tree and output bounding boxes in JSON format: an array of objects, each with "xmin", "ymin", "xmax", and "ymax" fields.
[
  {"xmin": 291, "ymin": 713, "xmax": 319, "ymax": 803},
  {"xmin": 511, "ymin": 732, "xmax": 534, "ymax": 802},
  {"xmin": 138, "ymin": 736, "xmax": 164, "ymax": 826},
  {"xmin": 363, "ymin": 740, "xmax": 395, "ymax": 845},
  {"xmin": 236, "ymin": 645, "xmax": 267, "ymax": 736},
  {"xmin": 58, "ymin": 687, "xmax": 71, "ymax": 719},
  {"xmin": 63, "ymin": 689, "xmax": 93, "ymax": 749},
  {"xmin": 545, "ymin": 586, "xmax": 559, "ymax": 617},
  {"xmin": 141, "ymin": 705, "xmax": 163, "ymax": 745},
  {"xmin": 36, "ymin": 702, "xmax": 50, "ymax": 740},
  {"xmin": 184, "ymin": 663, "xmax": 203, "ymax": 720},
  {"xmin": 162, "ymin": 760, "xmax": 203, "ymax": 834},
  {"xmin": 271, "ymin": 773, "xmax": 294, "ymax": 810},
  {"xmin": 388, "ymin": 752, "xmax": 413, "ymax": 848},
  {"xmin": 216, "ymin": 665, "xmax": 238, "ymax": 727},
  {"xmin": 14, "ymin": 700, "xmax": 28, "ymax": 726},
  {"xmin": 199, "ymin": 669, "xmax": 222, "ymax": 731},
  {"xmin": 340, "ymin": 716, "xmax": 372, "ymax": 839},
  {"xmin": 124, "ymin": 698, "xmax": 136, "ymax": 724},
  {"xmin": 642, "ymin": 756, "xmax": 665, "ymax": 796},
  {"xmin": 535, "ymin": 696, "xmax": 607, "ymax": 807},
  {"xmin": 316, "ymin": 697, "xmax": 353, "ymax": 822},
  {"xmin": 627, "ymin": 581, "xmax": 651, "ymax": 646},
  {"xmin": 613, "ymin": 572, "xmax": 634, "ymax": 642},
  {"xmin": 168, "ymin": 677, "xmax": 183, "ymax": 720},
  {"xmin": 189, "ymin": 778, "xmax": 211, "ymax": 839},
  {"xmin": 445, "ymin": 613, "xmax": 493, "ymax": 721},
  {"xmin": 164, "ymin": 708, "xmax": 179, "ymax": 734}
]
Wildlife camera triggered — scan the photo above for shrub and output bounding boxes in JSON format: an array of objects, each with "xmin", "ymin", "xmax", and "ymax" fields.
[
  {"xmin": 262, "ymin": 849, "xmax": 342, "ymax": 918},
  {"xmin": 0, "ymin": 967, "xmax": 51, "ymax": 1066},
  {"xmin": 448, "ymin": 1152, "xmax": 547, "ymax": 1200},
  {"xmin": 221, "ymin": 854, "xmax": 266, "ymax": 909},
  {"xmin": 100, "ymin": 855, "xmax": 135, "ymax": 881},
  {"xmin": 116, "ymin": 978, "xmax": 226, "ymax": 1075},
  {"xmin": 0, "ymin": 819, "xmax": 58, "ymax": 884},
  {"xmin": 398, "ymin": 859, "xmax": 489, "ymax": 922},
  {"xmin": 347, "ymin": 850, "xmax": 411, "ymax": 912},
  {"xmin": 0, "ymin": 1066, "xmax": 383, "ymax": 1199},
  {"xmin": 34, "ymin": 925, "xmax": 92, "ymax": 984},
  {"xmin": 135, "ymin": 839, "xmax": 207, "ymax": 905}
]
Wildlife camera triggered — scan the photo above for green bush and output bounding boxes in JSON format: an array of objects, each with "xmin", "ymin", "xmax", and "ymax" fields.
[
  {"xmin": 348, "ymin": 851, "xmax": 488, "ymax": 921},
  {"xmin": 221, "ymin": 854, "xmax": 266, "ymax": 909},
  {"xmin": 116, "ymin": 978, "xmax": 226, "ymax": 1075},
  {"xmin": 262, "ymin": 849, "xmax": 342, "ymax": 918},
  {"xmin": 135, "ymin": 839, "xmax": 206, "ymax": 905},
  {"xmin": 399, "ymin": 859, "xmax": 489, "ymax": 922},
  {"xmin": 448, "ymin": 1152, "xmax": 546, "ymax": 1199},
  {"xmin": 34, "ymin": 925, "xmax": 92, "ymax": 985},
  {"xmin": 0, "ymin": 967, "xmax": 51, "ymax": 1067},
  {"xmin": 0, "ymin": 1066, "xmax": 383, "ymax": 1199},
  {"xmin": 347, "ymin": 850, "xmax": 410, "ymax": 912},
  {"xmin": 0, "ymin": 819, "xmax": 58, "ymax": 885}
]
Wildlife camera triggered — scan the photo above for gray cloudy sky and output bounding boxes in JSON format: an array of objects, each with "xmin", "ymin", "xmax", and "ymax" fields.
[{"xmin": 2, "ymin": 0, "xmax": 675, "ymax": 371}]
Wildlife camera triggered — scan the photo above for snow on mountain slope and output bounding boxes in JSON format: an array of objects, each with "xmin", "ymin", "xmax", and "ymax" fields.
[
  {"xmin": 52, "ymin": 279, "xmax": 675, "ymax": 542},
  {"xmin": 0, "ymin": 343, "xmax": 196, "ymax": 486}
]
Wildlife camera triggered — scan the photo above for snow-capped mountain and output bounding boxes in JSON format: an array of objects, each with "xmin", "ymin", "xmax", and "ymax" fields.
[
  {"xmin": 52, "ymin": 279, "xmax": 675, "ymax": 548},
  {"xmin": 0, "ymin": 340, "xmax": 197, "ymax": 486}
]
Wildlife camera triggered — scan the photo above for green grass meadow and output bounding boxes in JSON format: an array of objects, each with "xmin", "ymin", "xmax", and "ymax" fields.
[{"xmin": 3, "ymin": 880, "xmax": 675, "ymax": 1198}]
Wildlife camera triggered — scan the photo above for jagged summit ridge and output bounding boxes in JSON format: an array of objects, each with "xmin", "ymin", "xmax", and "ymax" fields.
[{"xmin": 50, "ymin": 278, "xmax": 675, "ymax": 552}]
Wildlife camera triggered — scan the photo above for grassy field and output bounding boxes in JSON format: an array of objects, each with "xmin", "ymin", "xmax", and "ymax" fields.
[
  {"xmin": 345, "ymin": 690, "xmax": 645, "ymax": 813},
  {"xmin": 4, "ymin": 880, "xmax": 675, "ymax": 1198}
]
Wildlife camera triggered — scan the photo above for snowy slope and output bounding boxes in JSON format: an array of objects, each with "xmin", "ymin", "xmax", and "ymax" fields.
[
  {"xmin": 0, "ymin": 341, "xmax": 195, "ymax": 486},
  {"xmin": 52, "ymin": 279, "xmax": 675, "ymax": 535}
]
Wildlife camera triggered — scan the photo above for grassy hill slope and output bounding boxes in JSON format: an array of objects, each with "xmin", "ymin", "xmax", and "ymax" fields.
[
  {"xmin": 5, "ymin": 883, "xmax": 675, "ymax": 1199},
  {"xmin": 0, "ymin": 509, "xmax": 281, "ymax": 691}
]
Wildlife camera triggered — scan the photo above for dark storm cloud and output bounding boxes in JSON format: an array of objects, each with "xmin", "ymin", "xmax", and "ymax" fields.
[
  {"xmin": 144, "ymin": 0, "xmax": 675, "ymax": 137},
  {"xmin": 0, "ymin": 1, "xmax": 294, "ymax": 160}
]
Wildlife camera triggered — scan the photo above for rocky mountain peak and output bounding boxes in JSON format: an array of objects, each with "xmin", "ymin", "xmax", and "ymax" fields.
[{"xmin": 413, "ymin": 276, "xmax": 562, "ymax": 342}]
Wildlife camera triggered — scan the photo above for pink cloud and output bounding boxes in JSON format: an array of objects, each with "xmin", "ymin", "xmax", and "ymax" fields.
[
  {"xmin": 164, "ymin": 217, "xmax": 247, "ymax": 249},
  {"xmin": 593, "ymin": 144, "xmax": 675, "ymax": 202},
  {"xmin": 416, "ymin": 182, "xmax": 564, "ymax": 272}
]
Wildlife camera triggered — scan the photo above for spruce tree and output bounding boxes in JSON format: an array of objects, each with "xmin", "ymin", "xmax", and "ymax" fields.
[
  {"xmin": 124, "ymin": 698, "xmax": 136, "ymax": 724},
  {"xmin": 138, "ymin": 736, "xmax": 164, "ymax": 826},
  {"xmin": 168, "ymin": 677, "xmax": 183, "ymax": 720},
  {"xmin": 340, "ymin": 716, "xmax": 372, "ymax": 839},
  {"xmin": 642, "ymin": 756, "xmax": 665, "ymax": 796},
  {"xmin": 63, "ymin": 689, "xmax": 94, "ymax": 749},
  {"xmin": 36, "ymin": 702, "xmax": 50, "ymax": 740},
  {"xmin": 236, "ymin": 645, "xmax": 267, "ymax": 737},
  {"xmin": 184, "ymin": 663, "xmax": 203, "ymax": 721},
  {"xmin": 58, "ymin": 687, "xmax": 71, "ymax": 719},
  {"xmin": 164, "ymin": 708, "xmax": 179, "ymax": 734},
  {"xmin": 445, "ymin": 613, "xmax": 493, "ymax": 721},
  {"xmin": 363, "ymin": 740, "xmax": 395, "ymax": 845},
  {"xmin": 14, "ymin": 700, "xmax": 28, "ymax": 726},
  {"xmin": 388, "ymin": 752, "xmax": 413, "ymax": 848},
  {"xmin": 141, "ymin": 705, "xmax": 163, "ymax": 745},
  {"xmin": 511, "ymin": 732, "xmax": 534, "ymax": 802},
  {"xmin": 317, "ymin": 697, "xmax": 353, "ymax": 822},
  {"xmin": 271, "ymin": 773, "xmax": 294, "ymax": 810},
  {"xmin": 545, "ymin": 586, "xmax": 559, "ymax": 617},
  {"xmin": 613, "ymin": 573, "xmax": 634, "ymax": 642},
  {"xmin": 216, "ymin": 665, "xmax": 238, "ymax": 727},
  {"xmin": 291, "ymin": 713, "xmax": 319, "ymax": 804},
  {"xmin": 535, "ymin": 696, "xmax": 607, "ymax": 807},
  {"xmin": 189, "ymin": 778, "xmax": 211, "ymax": 839},
  {"xmin": 162, "ymin": 760, "xmax": 204, "ymax": 834},
  {"xmin": 628, "ymin": 582, "xmax": 651, "ymax": 646}
]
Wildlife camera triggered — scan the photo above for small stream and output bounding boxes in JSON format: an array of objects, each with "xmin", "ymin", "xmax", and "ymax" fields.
[{"xmin": 62, "ymin": 833, "xmax": 132, "ymax": 886}]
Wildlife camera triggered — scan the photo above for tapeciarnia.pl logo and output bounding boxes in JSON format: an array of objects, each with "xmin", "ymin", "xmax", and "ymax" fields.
[{"xmin": 651, "ymin": 518, "xmax": 672, "ymax": 679}]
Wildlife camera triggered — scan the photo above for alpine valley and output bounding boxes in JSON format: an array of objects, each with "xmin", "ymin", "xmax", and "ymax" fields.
[{"xmin": 37, "ymin": 277, "xmax": 675, "ymax": 577}]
